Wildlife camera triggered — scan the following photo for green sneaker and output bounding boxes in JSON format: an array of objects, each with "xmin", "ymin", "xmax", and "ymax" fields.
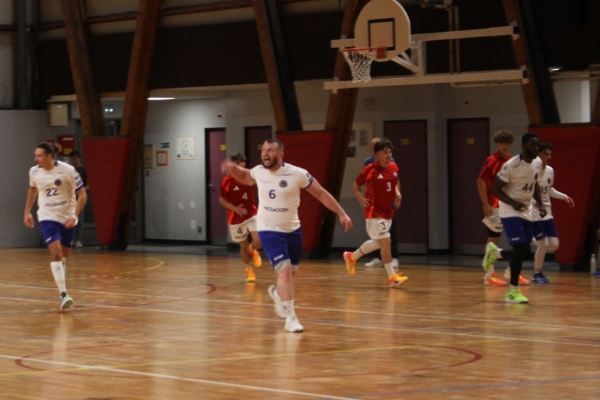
[
  {"xmin": 482, "ymin": 242, "xmax": 498, "ymax": 272},
  {"xmin": 505, "ymin": 288, "xmax": 529, "ymax": 304}
]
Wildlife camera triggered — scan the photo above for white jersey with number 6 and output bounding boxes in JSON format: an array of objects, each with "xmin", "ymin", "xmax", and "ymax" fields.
[
  {"xmin": 29, "ymin": 160, "xmax": 84, "ymax": 223},
  {"xmin": 249, "ymin": 162, "xmax": 313, "ymax": 233},
  {"xmin": 496, "ymin": 155, "xmax": 542, "ymax": 221}
]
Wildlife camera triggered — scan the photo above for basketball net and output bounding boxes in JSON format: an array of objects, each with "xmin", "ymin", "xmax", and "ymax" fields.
[{"xmin": 342, "ymin": 47, "xmax": 382, "ymax": 83}]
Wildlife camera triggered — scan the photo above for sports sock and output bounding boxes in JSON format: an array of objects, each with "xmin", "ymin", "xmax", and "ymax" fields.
[
  {"xmin": 50, "ymin": 261, "xmax": 67, "ymax": 294},
  {"xmin": 282, "ymin": 300, "xmax": 295, "ymax": 317},
  {"xmin": 384, "ymin": 262, "xmax": 394, "ymax": 277}
]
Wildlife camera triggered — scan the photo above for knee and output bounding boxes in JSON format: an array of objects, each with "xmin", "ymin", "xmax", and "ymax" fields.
[
  {"xmin": 547, "ymin": 237, "xmax": 559, "ymax": 251},
  {"xmin": 379, "ymin": 238, "xmax": 391, "ymax": 249}
]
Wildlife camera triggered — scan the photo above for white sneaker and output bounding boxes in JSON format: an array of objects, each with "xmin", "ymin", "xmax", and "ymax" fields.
[
  {"xmin": 75, "ymin": 241, "xmax": 83, "ymax": 248},
  {"xmin": 365, "ymin": 258, "xmax": 383, "ymax": 267},
  {"xmin": 60, "ymin": 294, "xmax": 74, "ymax": 310},
  {"xmin": 268, "ymin": 285, "xmax": 287, "ymax": 318},
  {"xmin": 392, "ymin": 258, "xmax": 399, "ymax": 269},
  {"xmin": 285, "ymin": 315, "xmax": 304, "ymax": 333}
]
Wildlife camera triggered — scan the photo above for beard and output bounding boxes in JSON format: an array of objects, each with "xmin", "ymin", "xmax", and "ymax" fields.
[{"xmin": 262, "ymin": 155, "xmax": 279, "ymax": 169}]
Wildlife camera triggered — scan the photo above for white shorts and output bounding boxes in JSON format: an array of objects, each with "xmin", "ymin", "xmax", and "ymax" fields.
[
  {"xmin": 482, "ymin": 208, "xmax": 503, "ymax": 233},
  {"xmin": 229, "ymin": 216, "xmax": 257, "ymax": 243},
  {"xmin": 366, "ymin": 218, "xmax": 392, "ymax": 240}
]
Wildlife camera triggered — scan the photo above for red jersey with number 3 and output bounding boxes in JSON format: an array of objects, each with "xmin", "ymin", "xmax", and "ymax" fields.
[
  {"xmin": 356, "ymin": 161, "xmax": 399, "ymax": 219},
  {"xmin": 220, "ymin": 174, "xmax": 257, "ymax": 225}
]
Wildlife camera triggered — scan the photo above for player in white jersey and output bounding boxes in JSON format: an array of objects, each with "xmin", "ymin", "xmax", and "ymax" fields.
[
  {"xmin": 530, "ymin": 142, "xmax": 574, "ymax": 283},
  {"xmin": 24, "ymin": 143, "xmax": 87, "ymax": 310},
  {"xmin": 222, "ymin": 138, "xmax": 352, "ymax": 333},
  {"xmin": 481, "ymin": 132, "xmax": 546, "ymax": 304}
]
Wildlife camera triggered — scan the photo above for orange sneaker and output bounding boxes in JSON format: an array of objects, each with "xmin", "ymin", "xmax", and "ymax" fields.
[
  {"xmin": 245, "ymin": 268, "xmax": 256, "ymax": 282},
  {"xmin": 251, "ymin": 249, "xmax": 262, "ymax": 268},
  {"xmin": 389, "ymin": 273, "xmax": 408, "ymax": 288},
  {"xmin": 343, "ymin": 252, "xmax": 356, "ymax": 275},
  {"xmin": 484, "ymin": 273, "xmax": 507, "ymax": 286}
]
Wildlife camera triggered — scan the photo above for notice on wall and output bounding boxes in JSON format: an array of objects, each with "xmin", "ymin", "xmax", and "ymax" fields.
[
  {"xmin": 156, "ymin": 150, "xmax": 168, "ymax": 167},
  {"xmin": 176, "ymin": 137, "xmax": 195, "ymax": 160}
]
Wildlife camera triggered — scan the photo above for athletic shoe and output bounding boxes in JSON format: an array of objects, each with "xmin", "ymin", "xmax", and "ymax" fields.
[
  {"xmin": 268, "ymin": 285, "xmax": 287, "ymax": 318},
  {"xmin": 388, "ymin": 273, "xmax": 408, "ymax": 288},
  {"xmin": 365, "ymin": 258, "xmax": 383, "ymax": 267},
  {"xmin": 245, "ymin": 269, "xmax": 256, "ymax": 282},
  {"xmin": 251, "ymin": 249, "xmax": 262, "ymax": 268},
  {"xmin": 285, "ymin": 315, "xmax": 304, "ymax": 333},
  {"xmin": 482, "ymin": 242, "xmax": 498, "ymax": 272},
  {"xmin": 75, "ymin": 241, "xmax": 83, "ymax": 248},
  {"xmin": 532, "ymin": 272, "xmax": 550, "ymax": 283},
  {"xmin": 60, "ymin": 294, "xmax": 74, "ymax": 310},
  {"xmin": 505, "ymin": 288, "xmax": 529, "ymax": 304},
  {"xmin": 594, "ymin": 271, "xmax": 600, "ymax": 278},
  {"xmin": 484, "ymin": 273, "xmax": 507, "ymax": 286},
  {"xmin": 504, "ymin": 269, "xmax": 531, "ymax": 285},
  {"xmin": 343, "ymin": 252, "xmax": 356, "ymax": 275}
]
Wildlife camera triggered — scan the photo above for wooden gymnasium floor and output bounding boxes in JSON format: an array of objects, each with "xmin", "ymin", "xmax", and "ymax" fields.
[{"xmin": 0, "ymin": 247, "xmax": 599, "ymax": 399}]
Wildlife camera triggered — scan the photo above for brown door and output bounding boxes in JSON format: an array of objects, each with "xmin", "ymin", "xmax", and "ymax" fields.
[
  {"xmin": 385, "ymin": 120, "xmax": 428, "ymax": 253},
  {"xmin": 245, "ymin": 126, "xmax": 272, "ymax": 169},
  {"xmin": 207, "ymin": 128, "xmax": 227, "ymax": 245},
  {"xmin": 448, "ymin": 118, "xmax": 490, "ymax": 254}
]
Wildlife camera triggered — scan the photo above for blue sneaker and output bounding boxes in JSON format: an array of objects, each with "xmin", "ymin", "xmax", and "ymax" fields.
[
  {"xmin": 532, "ymin": 272, "xmax": 549, "ymax": 283},
  {"xmin": 594, "ymin": 271, "xmax": 600, "ymax": 278}
]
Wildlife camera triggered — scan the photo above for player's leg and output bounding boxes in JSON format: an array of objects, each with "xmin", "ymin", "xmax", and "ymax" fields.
[
  {"xmin": 247, "ymin": 217, "xmax": 262, "ymax": 267},
  {"xmin": 74, "ymin": 205, "xmax": 85, "ymax": 247},
  {"xmin": 40, "ymin": 221, "xmax": 73, "ymax": 309},
  {"xmin": 503, "ymin": 218, "xmax": 533, "ymax": 303},
  {"xmin": 482, "ymin": 230, "xmax": 506, "ymax": 286},
  {"xmin": 229, "ymin": 222, "xmax": 255, "ymax": 282},
  {"xmin": 344, "ymin": 218, "xmax": 384, "ymax": 275}
]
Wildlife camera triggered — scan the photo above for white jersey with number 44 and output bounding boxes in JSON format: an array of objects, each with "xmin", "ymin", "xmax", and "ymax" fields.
[
  {"xmin": 29, "ymin": 160, "xmax": 84, "ymax": 224},
  {"xmin": 249, "ymin": 162, "xmax": 313, "ymax": 233},
  {"xmin": 496, "ymin": 155, "xmax": 542, "ymax": 221}
]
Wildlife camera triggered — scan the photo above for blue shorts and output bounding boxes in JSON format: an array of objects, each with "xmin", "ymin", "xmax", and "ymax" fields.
[
  {"xmin": 533, "ymin": 219, "xmax": 558, "ymax": 241},
  {"xmin": 258, "ymin": 228, "xmax": 302, "ymax": 270},
  {"xmin": 39, "ymin": 220, "xmax": 76, "ymax": 248},
  {"xmin": 501, "ymin": 217, "xmax": 534, "ymax": 246}
]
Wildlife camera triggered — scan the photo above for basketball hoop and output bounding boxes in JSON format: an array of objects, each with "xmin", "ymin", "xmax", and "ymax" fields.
[{"xmin": 342, "ymin": 47, "xmax": 385, "ymax": 83}]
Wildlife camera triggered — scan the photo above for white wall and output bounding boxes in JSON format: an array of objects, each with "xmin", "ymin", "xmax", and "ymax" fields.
[{"xmin": 143, "ymin": 98, "xmax": 226, "ymax": 240}]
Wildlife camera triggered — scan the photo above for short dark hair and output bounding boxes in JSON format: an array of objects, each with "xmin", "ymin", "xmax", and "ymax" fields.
[
  {"xmin": 69, "ymin": 150, "xmax": 81, "ymax": 158},
  {"xmin": 36, "ymin": 142, "xmax": 58, "ymax": 157},
  {"xmin": 521, "ymin": 132, "xmax": 539, "ymax": 144},
  {"xmin": 538, "ymin": 142, "xmax": 553, "ymax": 152},
  {"xmin": 265, "ymin": 138, "xmax": 284, "ymax": 151},
  {"xmin": 493, "ymin": 130, "xmax": 514, "ymax": 143},
  {"xmin": 374, "ymin": 137, "xmax": 393, "ymax": 153},
  {"xmin": 230, "ymin": 151, "xmax": 247, "ymax": 163}
]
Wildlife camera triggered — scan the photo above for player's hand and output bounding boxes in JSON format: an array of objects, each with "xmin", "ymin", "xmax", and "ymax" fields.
[
  {"xmin": 24, "ymin": 214, "xmax": 34, "ymax": 228},
  {"xmin": 339, "ymin": 214, "xmax": 352, "ymax": 232},
  {"xmin": 220, "ymin": 159, "xmax": 234, "ymax": 174},
  {"xmin": 64, "ymin": 216, "xmax": 77, "ymax": 229},
  {"xmin": 357, "ymin": 196, "xmax": 370, "ymax": 209},
  {"xmin": 565, "ymin": 196, "xmax": 574, "ymax": 208},
  {"xmin": 512, "ymin": 201, "xmax": 528, "ymax": 212},
  {"xmin": 483, "ymin": 204, "xmax": 491, "ymax": 217},
  {"xmin": 237, "ymin": 205, "xmax": 248, "ymax": 217},
  {"xmin": 393, "ymin": 193, "xmax": 402, "ymax": 210}
]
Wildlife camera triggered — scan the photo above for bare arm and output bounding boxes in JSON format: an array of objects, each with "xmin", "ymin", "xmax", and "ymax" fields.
[
  {"xmin": 65, "ymin": 187, "xmax": 88, "ymax": 229},
  {"xmin": 306, "ymin": 179, "xmax": 352, "ymax": 232},
  {"xmin": 23, "ymin": 187, "xmax": 38, "ymax": 228},
  {"xmin": 220, "ymin": 160, "xmax": 255, "ymax": 185},
  {"xmin": 477, "ymin": 177, "xmax": 492, "ymax": 217},
  {"xmin": 393, "ymin": 180, "xmax": 402, "ymax": 210},
  {"xmin": 219, "ymin": 196, "xmax": 247, "ymax": 217}
]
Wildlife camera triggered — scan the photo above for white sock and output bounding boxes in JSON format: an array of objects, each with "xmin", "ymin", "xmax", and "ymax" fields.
[
  {"xmin": 282, "ymin": 300, "xmax": 295, "ymax": 317},
  {"xmin": 509, "ymin": 284, "xmax": 518, "ymax": 291},
  {"xmin": 493, "ymin": 249, "xmax": 503, "ymax": 259},
  {"xmin": 384, "ymin": 262, "xmax": 394, "ymax": 277},
  {"xmin": 50, "ymin": 261, "xmax": 67, "ymax": 294}
]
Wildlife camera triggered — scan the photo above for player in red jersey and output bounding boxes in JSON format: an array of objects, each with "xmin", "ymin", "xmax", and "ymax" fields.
[
  {"xmin": 219, "ymin": 152, "xmax": 262, "ymax": 282},
  {"xmin": 343, "ymin": 138, "xmax": 407, "ymax": 288}
]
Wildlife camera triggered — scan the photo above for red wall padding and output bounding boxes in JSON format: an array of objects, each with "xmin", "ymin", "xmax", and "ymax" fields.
[
  {"xmin": 529, "ymin": 126, "xmax": 600, "ymax": 265},
  {"xmin": 276, "ymin": 131, "xmax": 336, "ymax": 252},
  {"xmin": 81, "ymin": 137, "xmax": 131, "ymax": 244}
]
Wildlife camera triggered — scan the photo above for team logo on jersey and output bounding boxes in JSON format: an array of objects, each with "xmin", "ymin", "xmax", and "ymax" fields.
[
  {"xmin": 54, "ymin": 179, "xmax": 62, "ymax": 186},
  {"xmin": 233, "ymin": 186, "xmax": 239, "ymax": 191},
  {"xmin": 377, "ymin": 174, "xmax": 384, "ymax": 179},
  {"xmin": 279, "ymin": 180, "xmax": 288, "ymax": 188}
]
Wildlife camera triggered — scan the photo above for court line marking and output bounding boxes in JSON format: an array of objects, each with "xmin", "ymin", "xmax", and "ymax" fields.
[
  {"xmin": 1, "ymin": 293, "xmax": 599, "ymax": 349},
  {"xmin": 0, "ymin": 354, "xmax": 352, "ymax": 399},
  {"xmin": 3, "ymin": 283, "xmax": 600, "ymax": 333}
]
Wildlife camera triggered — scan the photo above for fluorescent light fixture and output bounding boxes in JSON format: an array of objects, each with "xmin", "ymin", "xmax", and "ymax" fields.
[
  {"xmin": 148, "ymin": 97, "xmax": 175, "ymax": 101},
  {"xmin": 549, "ymin": 67, "xmax": 562, "ymax": 72}
]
